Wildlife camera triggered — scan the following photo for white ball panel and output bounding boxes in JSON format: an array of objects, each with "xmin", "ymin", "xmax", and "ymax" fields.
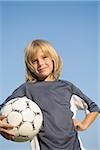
[
  {"xmin": 22, "ymin": 108, "xmax": 35, "ymax": 122},
  {"xmin": 29, "ymin": 101, "xmax": 41, "ymax": 112},
  {"xmin": 1, "ymin": 104, "xmax": 12, "ymax": 116},
  {"xmin": 5, "ymin": 98, "xmax": 18, "ymax": 105},
  {"xmin": 8, "ymin": 111, "xmax": 22, "ymax": 126},
  {"xmin": 19, "ymin": 122, "xmax": 33, "ymax": 136},
  {"xmin": 34, "ymin": 114, "xmax": 43, "ymax": 130},
  {"xmin": 12, "ymin": 99, "xmax": 27, "ymax": 111}
]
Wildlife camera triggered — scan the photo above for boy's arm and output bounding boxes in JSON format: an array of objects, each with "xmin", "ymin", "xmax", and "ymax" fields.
[{"xmin": 73, "ymin": 112, "xmax": 99, "ymax": 131}]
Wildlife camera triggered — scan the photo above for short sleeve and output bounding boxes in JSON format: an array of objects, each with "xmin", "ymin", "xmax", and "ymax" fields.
[
  {"xmin": 0, "ymin": 83, "xmax": 26, "ymax": 107},
  {"xmin": 70, "ymin": 83, "xmax": 100, "ymax": 119}
]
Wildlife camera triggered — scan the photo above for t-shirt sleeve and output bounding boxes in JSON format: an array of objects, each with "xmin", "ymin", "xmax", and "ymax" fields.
[
  {"xmin": 0, "ymin": 83, "xmax": 26, "ymax": 107},
  {"xmin": 70, "ymin": 83, "xmax": 100, "ymax": 118}
]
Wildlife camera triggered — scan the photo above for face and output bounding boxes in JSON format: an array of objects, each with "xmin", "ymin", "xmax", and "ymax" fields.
[{"xmin": 32, "ymin": 50, "xmax": 54, "ymax": 81}]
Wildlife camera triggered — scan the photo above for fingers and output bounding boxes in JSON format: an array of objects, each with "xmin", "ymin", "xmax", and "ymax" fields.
[
  {"xmin": 0, "ymin": 115, "xmax": 16, "ymax": 140},
  {"xmin": 0, "ymin": 128, "xmax": 15, "ymax": 136},
  {"xmin": 0, "ymin": 123, "xmax": 14, "ymax": 129},
  {"xmin": 0, "ymin": 120, "xmax": 14, "ymax": 129},
  {"xmin": 1, "ymin": 132, "xmax": 16, "ymax": 141},
  {"xmin": 75, "ymin": 125, "xmax": 80, "ymax": 130},
  {"xmin": 73, "ymin": 119, "xmax": 82, "ymax": 131},
  {"xmin": 0, "ymin": 115, "xmax": 7, "ymax": 120},
  {"xmin": 0, "ymin": 125, "xmax": 16, "ymax": 141},
  {"xmin": 0, "ymin": 115, "xmax": 14, "ymax": 129}
]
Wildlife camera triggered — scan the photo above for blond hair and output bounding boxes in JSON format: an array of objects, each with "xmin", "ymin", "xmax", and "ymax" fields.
[{"xmin": 24, "ymin": 39, "xmax": 62, "ymax": 82}]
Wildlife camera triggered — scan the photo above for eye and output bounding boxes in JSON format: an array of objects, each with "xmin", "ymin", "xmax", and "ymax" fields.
[
  {"xmin": 43, "ymin": 56, "xmax": 48, "ymax": 59},
  {"xmin": 32, "ymin": 59, "xmax": 37, "ymax": 64}
]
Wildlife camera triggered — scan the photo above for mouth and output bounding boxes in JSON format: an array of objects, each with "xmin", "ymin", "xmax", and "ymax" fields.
[{"xmin": 38, "ymin": 67, "xmax": 47, "ymax": 73}]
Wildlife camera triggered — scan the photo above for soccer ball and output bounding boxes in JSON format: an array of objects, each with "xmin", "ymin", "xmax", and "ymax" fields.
[{"xmin": 0, "ymin": 97, "xmax": 43, "ymax": 142}]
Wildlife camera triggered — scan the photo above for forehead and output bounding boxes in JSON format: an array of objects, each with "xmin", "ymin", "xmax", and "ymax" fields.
[
  {"xmin": 30, "ymin": 47, "xmax": 51, "ymax": 61},
  {"xmin": 34, "ymin": 49, "xmax": 45, "ymax": 57}
]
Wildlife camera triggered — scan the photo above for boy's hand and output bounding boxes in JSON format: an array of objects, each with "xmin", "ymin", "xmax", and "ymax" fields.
[
  {"xmin": 73, "ymin": 112, "xmax": 99, "ymax": 131},
  {"xmin": 0, "ymin": 115, "xmax": 16, "ymax": 140},
  {"xmin": 73, "ymin": 119, "xmax": 86, "ymax": 131}
]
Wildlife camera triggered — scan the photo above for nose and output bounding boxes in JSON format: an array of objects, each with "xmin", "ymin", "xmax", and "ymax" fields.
[{"xmin": 38, "ymin": 58, "xmax": 44, "ymax": 67}]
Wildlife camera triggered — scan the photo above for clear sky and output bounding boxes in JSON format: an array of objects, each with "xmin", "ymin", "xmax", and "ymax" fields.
[{"xmin": 0, "ymin": 1, "xmax": 100, "ymax": 150}]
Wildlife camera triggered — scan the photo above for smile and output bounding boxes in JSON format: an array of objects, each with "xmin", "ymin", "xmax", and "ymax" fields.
[{"xmin": 38, "ymin": 67, "xmax": 47, "ymax": 73}]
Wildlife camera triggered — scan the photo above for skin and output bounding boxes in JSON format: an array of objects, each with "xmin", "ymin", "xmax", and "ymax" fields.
[
  {"xmin": 0, "ymin": 116, "xmax": 15, "ymax": 140},
  {"xmin": 0, "ymin": 50, "xmax": 99, "ymax": 139},
  {"xmin": 31, "ymin": 50, "xmax": 54, "ymax": 81},
  {"xmin": 73, "ymin": 112, "xmax": 99, "ymax": 131}
]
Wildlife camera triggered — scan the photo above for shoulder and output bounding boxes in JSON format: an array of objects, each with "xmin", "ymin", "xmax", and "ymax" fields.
[
  {"xmin": 59, "ymin": 79, "xmax": 74, "ymax": 87},
  {"xmin": 12, "ymin": 82, "xmax": 27, "ymax": 93}
]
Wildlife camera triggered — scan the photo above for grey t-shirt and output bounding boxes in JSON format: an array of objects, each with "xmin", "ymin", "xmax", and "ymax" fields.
[{"xmin": 1, "ymin": 80, "xmax": 100, "ymax": 150}]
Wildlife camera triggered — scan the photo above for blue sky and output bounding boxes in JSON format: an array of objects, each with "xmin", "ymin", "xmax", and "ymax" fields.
[{"xmin": 0, "ymin": 1, "xmax": 100, "ymax": 150}]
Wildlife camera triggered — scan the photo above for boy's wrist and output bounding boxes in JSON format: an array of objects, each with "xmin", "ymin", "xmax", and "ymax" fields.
[{"xmin": 81, "ymin": 121, "xmax": 88, "ymax": 130}]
